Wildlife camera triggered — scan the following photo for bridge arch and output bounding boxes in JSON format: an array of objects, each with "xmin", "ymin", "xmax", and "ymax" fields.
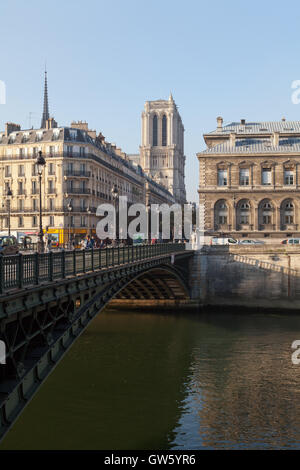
[{"xmin": 0, "ymin": 252, "xmax": 192, "ymax": 441}]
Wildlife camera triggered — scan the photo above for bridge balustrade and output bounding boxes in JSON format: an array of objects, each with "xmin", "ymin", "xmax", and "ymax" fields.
[{"xmin": 0, "ymin": 243, "xmax": 185, "ymax": 294}]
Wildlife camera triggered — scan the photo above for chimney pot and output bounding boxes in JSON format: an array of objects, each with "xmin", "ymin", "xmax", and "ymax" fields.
[{"xmin": 217, "ymin": 116, "xmax": 223, "ymax": 129}]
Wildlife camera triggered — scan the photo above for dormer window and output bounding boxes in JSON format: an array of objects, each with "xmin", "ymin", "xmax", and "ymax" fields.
[
  {"xmin": 36, "ymin": 131, "xmax": 43, "ymax": 142},
  {"xmin": 70, "ymin": 130, "xmax": 77, "ymax": 140}
]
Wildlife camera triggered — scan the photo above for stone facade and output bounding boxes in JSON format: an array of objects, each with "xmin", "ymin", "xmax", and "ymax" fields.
[
  {"xmin": 197, "ymin": 118, "xmax": 300, "ymax": 239},
  {"xmin": 137, "ymin": 94, "xmax": 186, "ymax": 204},
  {"xmin": 0, "ymin": 120, "xmax": 174, "ymax": 245}
]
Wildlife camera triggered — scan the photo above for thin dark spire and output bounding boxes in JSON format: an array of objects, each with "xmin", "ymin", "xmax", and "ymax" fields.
[{"xmin": 41, "ymin": 68, "xmax": 49, "ymax": 128}]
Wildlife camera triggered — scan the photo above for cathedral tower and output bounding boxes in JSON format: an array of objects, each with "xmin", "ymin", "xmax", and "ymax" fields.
[{"xmin": 139, "ymin": 94, "xmax": 186, "ymax": 204}]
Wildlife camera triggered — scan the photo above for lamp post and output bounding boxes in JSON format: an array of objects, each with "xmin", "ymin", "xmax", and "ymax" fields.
[
  {"xmin": 146, "ymin": 202, "xmax": 151, "ymax": 243},
  {"xmin": 67, "ymin": 200, "xmax": 72, "ymax": 248},
  {"xmin": 86, "ymin": 205, "xmax": 91, "ymax": 238},
  {"xmin": 6, "ymin": 186, "xmax": 12, "ymax": 236},
  {"xmin": 36, "ymin": 151, "xmax": 46, "ymax": 252},
  {"xmin": 111, "ymin": 184, "xmax": 119, "ymax": 244}
]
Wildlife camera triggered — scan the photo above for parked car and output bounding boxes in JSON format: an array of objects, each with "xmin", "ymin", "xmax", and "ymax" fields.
[
  {"xmin": 238, "ymin": 239, "xmax": 265, "ymax": 245},
  {"xmin": 0, "ymin": 236, "xmax": 19, "ymax": 255},
  {"xmin": 281, "ymin": 238, "xmax": 300, "ymax": 245},
  {"xmin": 210, "ymin": 237, "xmax": 238, "ymax": 245}
]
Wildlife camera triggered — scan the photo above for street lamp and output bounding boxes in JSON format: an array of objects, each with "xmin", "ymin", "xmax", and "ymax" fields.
[
  {"xmin": 7, "ymin": 186, "xmax": 12, "ymax": 236},
  {"xmin": 67, "ymin": 200, "xmax": 73, "ymax": 248},
  {"xmin": 36, "ymin": 151, "xmax": 46, "ymax": 252},
  {"xmin": 146, "ymin": 202, "xmax": 151, "ymax": 243},
  {"xmin": 111, "ymin": 184, "xmax": 119, "ymax": 243},
  {"xmin": 86, "ymin": 205, "xmax": 91, "ymax": 238}
]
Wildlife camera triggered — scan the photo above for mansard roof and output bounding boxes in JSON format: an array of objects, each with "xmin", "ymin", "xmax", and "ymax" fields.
[
  {"xmin": 207, "ymin": 120, "xmax": 300, "ymax": 135},
  {"xmin": 201, "ymin": 137, "xmax": 300, "ymax": 154}
]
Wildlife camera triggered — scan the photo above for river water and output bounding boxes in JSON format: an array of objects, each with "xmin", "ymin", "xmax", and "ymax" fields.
[{"xmin": 1, "ymin": 309, "xmax": 300, "ymax": 450}]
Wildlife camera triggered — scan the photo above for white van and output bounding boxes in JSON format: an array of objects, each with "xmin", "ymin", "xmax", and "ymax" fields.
[{"xmin": 210, "ymin": 237, "xmax": 238, "ymax": 245}]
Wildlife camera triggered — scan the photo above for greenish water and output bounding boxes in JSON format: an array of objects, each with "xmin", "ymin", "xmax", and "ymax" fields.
[{"xmin": 1, "ymin": 309, "xmax": 300, "ymax": 450}]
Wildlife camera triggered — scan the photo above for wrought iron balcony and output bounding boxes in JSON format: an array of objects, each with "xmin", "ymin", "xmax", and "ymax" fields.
[
  {"xmin": 66, "ymin": 187, "xmax": 91, "ymax": 195},
  {"xmin": 65, "ymin": 170, "xmax": 91, "ymax": 178}
]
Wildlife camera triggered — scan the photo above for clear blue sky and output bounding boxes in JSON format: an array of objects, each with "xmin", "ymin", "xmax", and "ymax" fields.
[{"xmin": 1, "ymin": 0, "xmax": 300, "ymax": 201}]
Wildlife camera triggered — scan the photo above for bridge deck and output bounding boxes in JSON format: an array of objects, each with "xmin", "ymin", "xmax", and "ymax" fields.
[{"xmin": 0, "ymin": 244, "xmax": 188, "ymax": 296}]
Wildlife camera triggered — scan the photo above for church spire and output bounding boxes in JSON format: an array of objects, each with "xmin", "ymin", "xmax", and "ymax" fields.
[{"xmin": 41, "ymin": 69, "xmax": 50, "ymax": 128}]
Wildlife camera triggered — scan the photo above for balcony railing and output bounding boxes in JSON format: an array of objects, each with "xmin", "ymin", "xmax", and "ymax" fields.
[
  {"xmin": 65, "ymin": 170, "xmax": 91, "ymax": 177},
  {"xmin": 66, "ymin": 187, "xmax": 91, "ymax": 195}
]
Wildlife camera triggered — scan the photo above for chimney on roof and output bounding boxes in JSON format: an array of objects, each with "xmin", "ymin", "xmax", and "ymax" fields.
[
  {"xmin": 5, "ymin": 122, "xmax": 21, "ymax": 137},
  {"xmin": 241, "ymin": 119, "xmax": 246, "ymax": 125},
  {"xmin": 217, "ymin": 116, "xmax": 223, "ymax": 129},
  {"xmin": 272, "ymin": 132, "xmax": 279, "ymax": 147},
  {"xmin": 46, "ymin": 117, "xmax": 57, "ymax": 129},
  {"xmin": 229, "ymin": 133, "xmax": 236, "ymax": 147}
]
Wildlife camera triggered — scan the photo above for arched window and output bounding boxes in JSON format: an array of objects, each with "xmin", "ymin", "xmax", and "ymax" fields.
[
  {"xmin": 214, "ymin": 200, "xmax": 228, "ymax": 226},
  {"xmin": 284, "ymin": 201, "xmax": 294, "ymax": 224},
  {"xmin": 259, "ymin": 200, "xmax": 273, "ymax": 226},
  {"xmin": 162, "ymin": 115, "xmax": 167, "ymax": 146},
  {"xmin": 237, "ymin": 200, "xmax": 250, "ymax": 225},
  {"xmin": 153, "ymin": 114, "xmax": 158, "ymax": 147},
  {"xmin": 280, "ymin": 199, "xmax": 295, "ymax": 227}
]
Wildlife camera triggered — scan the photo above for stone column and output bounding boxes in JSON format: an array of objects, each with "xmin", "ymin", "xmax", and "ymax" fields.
[
  {"xmin": 232, "ymin": 201, "xmax": 236, "ymax": 231},
  {"xmin": 275, "ymin": 206, "xmax": 281, "ymax": 231},
  {"xmin": 254, "ymin": 205, "xmax": 259, "ymax": 231}
]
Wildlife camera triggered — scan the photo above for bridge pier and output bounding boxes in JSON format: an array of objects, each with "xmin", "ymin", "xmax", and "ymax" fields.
[{"xmin": 188, "ymin": 245, "xmax": 300, "ymax": 311}]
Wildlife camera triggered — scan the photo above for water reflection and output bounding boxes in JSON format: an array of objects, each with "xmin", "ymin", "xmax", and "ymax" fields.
[
  {"xmin": 171, "ymin": 313, "xmax": 300, "ymax": 449},
  {"xmin": 1, "ymin": 311, "xmax": 300, "ymax": 449}
]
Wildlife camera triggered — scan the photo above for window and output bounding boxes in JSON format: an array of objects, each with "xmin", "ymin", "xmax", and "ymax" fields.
[
  {"xmin": 79, "ymin": 147, "xmax": 85, "ymax": 157},
  {"xmin": 32, "ymin": 199, "xmax": 38, "ymax": 211},
  {"xmin": 49, "ymin": 199, "xmax": 54, "ymax": 210},
  {"xmin": 262, "ymin": 168, "xmax": 271, "ymax": 185},
  {"xmin": 5, "ymin": 166, "xmax": 11, "ymax": 177},
  {"xmin": 32, "ymin": 181, "xmax": 37, "ymax": 194},
  {"xmin": 18, "ymin": 165, "xmax": 24, "ymax": 176},
  {"xmin": 153, "ymin": 115, "xmax": 158, "ymax": 147},
  {"xmin": 284, "ymin": 170, "xmax": 294, "ymax": 185},
  {"xmin": 18, "ymin": 182, "xmax": 24, "ymax": 195},
  {"xmin": 18, "ymin": 216, "xmax": 23, "ymax": 227},
  {"xmin": 239, "ymin": 202, "xmax": 250, "ymax": 224},
  {"xmin": 48, "ymin": 180, "xmax": 54, "ymax": 193},
  {"xmin": 49, "ymin": 216, "xmax": 54, "ymax": 226},
  {"xmin": 218, "ymin": 169, "xmax": 227, "ymax": 186},
  {"xmin": 80, "ymin": 216, "xmax": 86, "ymax": 227},
  {"xmin": 240, "ymin": 168, "xmax": 249, "ymax": 186},
  {"xmin": 162, "ymin": 115, "xmax": 167, "ymax": 146},
  {"xmin": 67, "ymin": 146, "xmax": 73, "ymax": 156},
  {"xmin": 218, "ymin": 202, "xmax": 227, "ymax": 224},
  {"xmin": 48, "ymin": 163, "xmax": 55, "ymax": 175},
  {"xmin": 18, "ymin": 199, "xmax": 24, "ymax": 211},
  {"xmin": 262, "ymin": 202, "xmax": 272, "ymax": 225},
  {"xmin": 32, "ymin": 216, "xmax": 37, "ymax": 227},
  {"xmin": 284, "ymin": 202, "xmax": 294, "ymax": 224}
]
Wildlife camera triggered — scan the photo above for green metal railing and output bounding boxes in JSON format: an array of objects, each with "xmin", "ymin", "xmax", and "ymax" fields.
[{"xmin": 0, "ymin": 243, "xmax": 186, "ymax": 294}]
